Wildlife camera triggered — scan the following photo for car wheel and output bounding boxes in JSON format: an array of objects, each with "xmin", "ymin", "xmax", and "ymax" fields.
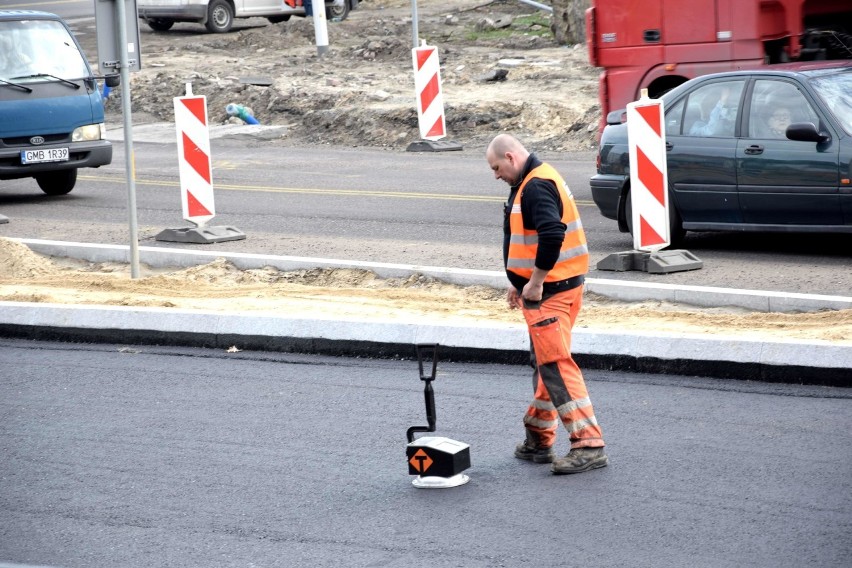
[
  {"xmin": 36, "ymin": 169, "xmax": 77, "ymax": 196},
  {"xmin": 623, "ymin": 187, "xmax": 686, "ymax": 246},
  {"xmin": 206, "ymin": 0, "xmax": 234, "ymax": 33},
  {"xmin": 623, "ymin": 188, "xmax": 634, "ymax": 233},
  {"xmin": 669, "ymin": 205, "xmax": 686, "ymax": 246},
  {"xmin": 326, "ymin": 2, "xmax": 350, "ymax": 21},
  {"xmin": 267, "ymin": 15, "xmax": 291, "ymax": 24},
  {"xmin": 147, "ymin": 18, "xmax": 174, "ymax": 32}
]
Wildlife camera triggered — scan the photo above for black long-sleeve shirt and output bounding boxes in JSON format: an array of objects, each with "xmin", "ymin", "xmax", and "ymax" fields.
[{"xmin": 503, "ymin": 154, "xmax": 567, "ymax": 292}]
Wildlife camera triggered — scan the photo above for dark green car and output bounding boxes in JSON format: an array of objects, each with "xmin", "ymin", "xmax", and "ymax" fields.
[{"xmin": 590, "ymin": 62, "xmax": 852, "ymax": 243}]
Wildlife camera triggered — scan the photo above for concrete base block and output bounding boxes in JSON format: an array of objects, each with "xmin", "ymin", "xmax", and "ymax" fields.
[
  {"xmin": 597, "ymin": 249, "xmax": 703, "ymax": 274},
  {"xmin": 406, "ymin": 140, "xmax": 463, "ymax": 152},
  {"xmin": 155, "ymin": 225, "xmax": 246, "ymax": 244}
]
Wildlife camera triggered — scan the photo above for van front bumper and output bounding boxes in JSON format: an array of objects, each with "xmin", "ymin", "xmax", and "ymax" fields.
[
  {"xmin": 138, "ymin": 5, "xmax": 208, "ymax": 22},
  {"xmin": 0, "ymin": 140, "xmax": 112, "ymax": 181}
]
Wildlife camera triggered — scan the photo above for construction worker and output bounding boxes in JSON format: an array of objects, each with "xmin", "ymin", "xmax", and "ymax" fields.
[
  {"xmin": 485, "ymin": 134, "xmax": 608, "ymax": 475},
  {"xmin": 283, "ymin": 0, "xmax": 312, "ymax": 16}
]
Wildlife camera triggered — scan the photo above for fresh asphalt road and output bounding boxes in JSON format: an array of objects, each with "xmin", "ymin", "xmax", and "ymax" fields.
[
  {"xmin": 2, "ymin": 339, "xmax": 850, "ymax": 568},
  {"xmin": 1, "ymin": 139, "xmax": 850, "ymax": 297}
]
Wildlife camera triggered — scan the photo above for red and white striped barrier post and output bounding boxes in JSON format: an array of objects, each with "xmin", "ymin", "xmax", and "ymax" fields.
[
  {"xmin": 412, "ymin": 41, "xmax": 446, "ymax": 141},
  {"xmin": 406, "ymin": 41, "xmax": 461, "ymax": 152},
  {"xmin": 174, "ymin": 85, "xmax": 215, "ymax": 228},
  {"xmin": 627, "ymin": 94, "xmax": 669, "ymax": 252},
  {"xmin": 596, "ymin": 93, "xmax": 701, "ymax": 272},
  {"xmin": 156, "ymin": 84, "xmax": 245, "ymax": 244}
]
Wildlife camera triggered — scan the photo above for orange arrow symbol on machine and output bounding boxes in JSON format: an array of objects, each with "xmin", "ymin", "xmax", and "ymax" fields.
[{"xmin": 409, "ymin": 449, "xmax": 433, "ymax": 473}]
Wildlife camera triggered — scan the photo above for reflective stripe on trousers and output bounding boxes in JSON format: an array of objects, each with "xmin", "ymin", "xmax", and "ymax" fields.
[{"xmin": 522, "ymin": 285, "xmax": 605, "ymax": 450}]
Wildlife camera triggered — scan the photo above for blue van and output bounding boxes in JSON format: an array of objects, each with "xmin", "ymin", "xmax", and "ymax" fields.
[{"xmin": 0, "ymin": 11, "xmax": 115, "ymax": 195}]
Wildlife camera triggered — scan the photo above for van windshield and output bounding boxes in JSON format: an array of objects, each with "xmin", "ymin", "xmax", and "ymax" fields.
[{"xmin": 0, "ymin": 19, "xmax": 90, "ymax": 83}]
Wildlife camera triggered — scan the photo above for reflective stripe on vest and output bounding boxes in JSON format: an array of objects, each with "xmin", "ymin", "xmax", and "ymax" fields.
[{"xmin": 507, "ymin": 163, "xmax": 589, "ymax": 280}]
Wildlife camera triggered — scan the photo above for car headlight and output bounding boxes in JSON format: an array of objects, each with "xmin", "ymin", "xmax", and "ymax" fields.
[{"xmin": 72, "ymin": 123, "xmax": 106, "ymax": 142}]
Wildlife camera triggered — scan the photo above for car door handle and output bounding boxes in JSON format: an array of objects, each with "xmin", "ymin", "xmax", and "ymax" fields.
[
  {"xmin": 666, "ymin": 142, "xmax": 673, "ymax": 151},
  {"xmin": 744, "ymin": 144, "xmax": 764, "ymax": 155}
]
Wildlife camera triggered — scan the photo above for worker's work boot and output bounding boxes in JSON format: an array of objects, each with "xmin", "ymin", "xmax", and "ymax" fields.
[
  {"xmin": 551, "ymin": 447, "xmax": 608, "ymax": 474},
  {"xmin": 514, "ymin": 432, "xmax": 555, "ymax": 463}
]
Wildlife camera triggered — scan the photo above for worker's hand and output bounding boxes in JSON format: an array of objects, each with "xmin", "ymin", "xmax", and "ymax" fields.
[
  {"xmin": 520, "ymin": 268, "xmax": 546, "ymax": 308},
  {"xmin": 507, "ymin": 286, "xmax": 522, "ymax": 309},
  {"xmin": 522, "ymin": 280, "xmax": 543, "ymax": 303}
]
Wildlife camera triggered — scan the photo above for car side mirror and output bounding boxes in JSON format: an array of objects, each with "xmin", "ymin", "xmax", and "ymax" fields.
[
  {"xmin": 606, "ymin": 109, "xmax": 627, "ymax": 125},
  {"xmin": 105, "ymin": 74, "xmax": 121, "ymax": 88},
  {"xmin": 786, "ymin": 122, "xmax": 830, "ymax": 143}
]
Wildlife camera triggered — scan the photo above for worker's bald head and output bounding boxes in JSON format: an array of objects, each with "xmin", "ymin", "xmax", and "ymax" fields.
[
  {"xmin": 486, "ymin": 134, "xmax": 530, "ymax": 187},
  {"xmin": 486, "ymin": 134, "xmax": 527, "ymax": 160}
]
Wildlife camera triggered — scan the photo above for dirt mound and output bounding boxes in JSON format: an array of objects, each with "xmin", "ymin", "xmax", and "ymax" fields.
[
  {"xmin": 0, "ymin": 238, "xmax": 60, "ymax": 279},
  {"xmin": 85, "ymin": 0, "xmax": 601, "ymax": 151}
]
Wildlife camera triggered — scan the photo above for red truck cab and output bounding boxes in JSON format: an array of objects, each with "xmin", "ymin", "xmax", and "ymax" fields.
[{"xmin": 586, "ymin": 0, "xmax": 852, "ymax": 131}]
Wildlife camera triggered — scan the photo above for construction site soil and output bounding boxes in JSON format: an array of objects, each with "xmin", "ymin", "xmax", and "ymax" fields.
[{"xmin": 75, "ymin": 0, "xmax": 601, "ymax": 151}]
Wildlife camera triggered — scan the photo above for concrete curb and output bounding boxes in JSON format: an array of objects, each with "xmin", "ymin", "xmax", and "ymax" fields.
[
  {"xmin": 105, "ymin": 122, "xmax": 288, "ymax": 144},
  {"xmin": 3, "ymin": 239, "xmax": 850, "ymax": 386},
  {"xmin": 0, "ymin": 301, "xmax": 848, "ymax": 385}
]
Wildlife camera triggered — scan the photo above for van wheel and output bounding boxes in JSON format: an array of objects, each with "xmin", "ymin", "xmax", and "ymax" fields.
[
  {"xmin": 326, "ymin": 2, "xmax": 350, "ymax": 21},
  {"xmin": 36, "ymin": 170, "xmax": 77, "ymax": 196},
  {"xmin": 206, "ymin": 0, "xmax": 234, "ymax": 33},
  {"xmin": 623, "ymin": 187, "xmax": 686, "ymax": 246},
  {"xmin": 147, "ymin": 19, "xmax": 174, "ymax": 32}
]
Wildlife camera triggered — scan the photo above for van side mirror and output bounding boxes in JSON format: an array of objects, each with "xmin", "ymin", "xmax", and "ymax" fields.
[
  {"xmin": 105, "ymin": 74, "xmax": 121, "ymax": 88},
  {"xmin": 786, "ymin": 122, "xmax": 830, "ymax": 143}
]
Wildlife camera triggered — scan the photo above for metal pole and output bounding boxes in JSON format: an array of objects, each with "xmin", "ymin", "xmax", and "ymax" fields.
[
  {"xmin": 411, "ymin": 0, "xmax": 418, "ymax": 49},
  {"xmin": 516, "ymin": 0, "xmax": 553, "ymax": 12},
  {"xmin": 311, "ymin": 0, "xmax": 329, "ymax": 57},
  {"xmin": 115, "ymin": 0, "xmax": 140, "ymax": 278}
]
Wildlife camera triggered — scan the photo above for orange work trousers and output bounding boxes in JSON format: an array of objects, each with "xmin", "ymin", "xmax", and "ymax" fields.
[{"xmin": 522, "ymin": 285, "xmax": 605, "ymax": 450}]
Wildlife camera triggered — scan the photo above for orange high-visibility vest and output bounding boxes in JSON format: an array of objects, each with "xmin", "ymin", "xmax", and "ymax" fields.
[{"xmin": 507, "ymin": 163, "xmax": 589, "ymax": 281}]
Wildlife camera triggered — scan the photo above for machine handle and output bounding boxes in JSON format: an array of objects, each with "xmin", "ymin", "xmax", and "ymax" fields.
[{"xmin": 407, "ymin": 344, "xmax": 440, "ymax": 442}]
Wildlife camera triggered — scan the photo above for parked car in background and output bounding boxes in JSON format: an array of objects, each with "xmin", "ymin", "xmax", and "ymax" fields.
[
  {"xmin": 0, "ymin": 10, "xmax": 115, "ymax": 196},
  {"xmin": 137, "ymin": 0, "xmax": 359, "ymax": 34},
  {"xmin": 590, "ymin": 62, "xmax": 852, "ymax": 243}
]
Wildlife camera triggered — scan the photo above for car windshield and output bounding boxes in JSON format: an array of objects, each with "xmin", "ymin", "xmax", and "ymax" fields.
[
  {"xmin": 0, "ymin": 19, "xmax": 89, "ymax": 82},
  {"xmin": 809, "ymin": 71, "xmax": 852, "ymax": 136}
]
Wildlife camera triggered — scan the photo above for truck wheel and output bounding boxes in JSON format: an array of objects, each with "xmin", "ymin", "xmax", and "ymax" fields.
[
  {"xmin": 326, "ymin": 2, "xmax": 350, "ymax": 22},
  {"xmin": 206, "ymin": 0, "xmax": 234, "ymax": 33},
  {"xmin": 147, "ymin": 18, "xmax": 174, "ymax": 32},
  {"xmin": 36, "ymin": 170, "xmax": 77, "ymax": 196},
  {"xmin": 623, "ymin": 187, "xmax": 686, "ymax": 245}
]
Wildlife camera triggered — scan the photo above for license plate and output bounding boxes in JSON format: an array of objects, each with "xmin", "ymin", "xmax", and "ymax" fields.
[{"xmin": 21, "ymin": 147, "xmax": 69, "ymax": 164}]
